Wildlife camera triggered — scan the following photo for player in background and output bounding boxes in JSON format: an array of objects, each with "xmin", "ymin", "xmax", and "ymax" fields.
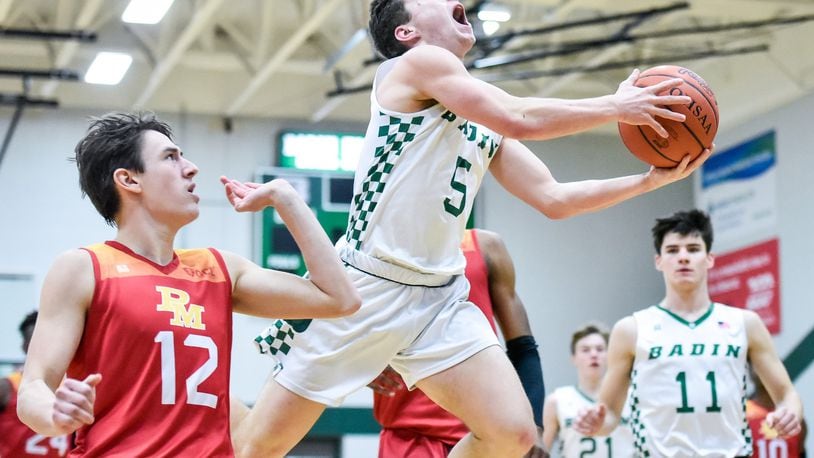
[
  {"xmin": 1, "ymin": 311, "xmax": 70, "ymax": 457},
  {"xmin": 574, "ymin": 209, "xmax": 802, "ymax": 457},
  {"xmin": 542, "ymin": 323, "xmax": 635, "ymax": 457}
]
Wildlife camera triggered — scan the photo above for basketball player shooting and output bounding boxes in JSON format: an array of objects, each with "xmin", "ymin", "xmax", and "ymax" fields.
[{"xmin": 235, "ymin": 2, "xmax": 713, "ymax": 457}]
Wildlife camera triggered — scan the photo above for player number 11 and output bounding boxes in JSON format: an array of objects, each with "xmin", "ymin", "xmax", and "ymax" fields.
[{"xmin": 675, "ymin": 370, "xmax": 721, "ymax": 413}]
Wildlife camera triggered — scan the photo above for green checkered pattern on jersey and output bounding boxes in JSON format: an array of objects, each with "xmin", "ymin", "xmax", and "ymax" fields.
[
  {"xmin": 346, "ymin": 113, "xmax": 425, "ymax": 249},
  {"xmin": 254, "ymin": 319, "xmax": 295, "ymax": 356},
  {"xmin": 740, "ymin": 373, "xmax": 753, "ymax": 451},
  {"xmin": 629, "ymin": 369, "xmax": 651, "ymax": 457}
]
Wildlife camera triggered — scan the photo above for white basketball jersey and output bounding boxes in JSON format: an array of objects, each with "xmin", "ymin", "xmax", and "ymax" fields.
[
  {"xmin": 554, "ymin": 386, "xmax": 636, "ymax": 458},
  {"xmin": 630, "ymin": 303, "xmax": 751, "ymax": 457},
  {"xmin": 342, "ymin": 58, "xmax": 503, "ymax": 275}
]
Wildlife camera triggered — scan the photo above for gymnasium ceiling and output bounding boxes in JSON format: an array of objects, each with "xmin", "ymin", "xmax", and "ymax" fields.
[{"xmin": 1, "ymin": 0, "xmax": 813, "ymax": 133}]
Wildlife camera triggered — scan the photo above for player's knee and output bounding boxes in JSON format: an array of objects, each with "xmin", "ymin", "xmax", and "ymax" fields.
[
  {"xmin": 479, "ymin": 418, "xmax": 537, "ymax": 455},
  {"xmin": 510, "ymin": 421, "xmax": 538, "ymax": 454}
]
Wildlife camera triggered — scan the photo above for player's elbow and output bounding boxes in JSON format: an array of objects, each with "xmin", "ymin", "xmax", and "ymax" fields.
[
  {"xmin": 540, "ymin": 206, "xmax": 572, "ymax": 220},
  {"xmin": 498, "ymin": 117, "xmax": 539, "ymax": 140},
  {"xmin": 534, "ymin": 199, "xmax": 577, "ymax": 220},
  {"xmin": 342, "ymin": 292, "xmax": 362, "ymax": 315},
  {"xmin": 326, "ymin": 292, "xmax": 362, "ymax": 318},
  {"xmin": 16, "ymin": 397, "xmax": 53, "ymax": 437}
]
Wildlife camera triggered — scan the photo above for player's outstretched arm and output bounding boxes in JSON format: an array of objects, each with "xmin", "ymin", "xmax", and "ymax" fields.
[
  {"xmin": 746, "ymin": 311, "xmax": 803, "ymax": 438},
  {"xmin": 394, "ymin": 46, "xmax": 690, "ymax": 141},
  {"xmin": 18, "ymin": 250, "xmax": 101, "ymax": 436},
  {"xmin": 575, "ymin": 316, "xmax": 636, "ymax": 436},
  {"xmin": 490, "ymin": 139, "xmax": 711, "ymax": 219},
  {"xmin": 220, "ymin": 177, "xmax": 360, "ymax": 319}
]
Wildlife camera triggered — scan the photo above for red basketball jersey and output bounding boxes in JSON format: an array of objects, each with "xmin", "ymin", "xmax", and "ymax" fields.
[
  {"xmin": 373, "ymin": 229, "xmax": 496, "ymax": 444},
  {"xmin": 67, "ymin": 241, "xmax": 233, "ymax": 457},
  {"xmin": 746, "ymin": 399, "xmax": 803, "ymax": 458},
  {"xmin": 0, "ymin": 372, "xmax": 71, "ymax": 457}
]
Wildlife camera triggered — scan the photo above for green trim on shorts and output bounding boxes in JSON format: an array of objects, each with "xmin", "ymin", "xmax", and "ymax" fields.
[{"xmin": 306, "ymin": 407, "xmax": 380, "ymax": 437}]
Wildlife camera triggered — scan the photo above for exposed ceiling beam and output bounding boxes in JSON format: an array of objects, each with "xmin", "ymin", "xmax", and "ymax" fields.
[
  {"xmin": 39, "ymin": 0, "xmax": 104, "ymax": 97},
  {"xmin": 133, "ymin": 0, "xmax": 225, "ymax": 109},
  {"xmin": 324, "ymin": 28, "xmax": 368, "ymax": 72},
  {"xmin": 217, "ymin": 21, "xmax": 255, "ymax": 59},
  {"xmin": 254, "ymin": 0, "xmax": 275, "ymax": 68},
  {"xmin": 225, "ymin": 0, "xmax": 346, "ymax": 116},
  {"xmin": 0, "ymin": 0, "xmax": 13, "ymax": 25},
  {"xmin": 686, "ymin": 0, "xmax": 814, "ymax": 18},
  {"xmin": 533, "ymin": 43, "xmax": 630, "ymax": 97},
  {"xmin": 312, "ymin": 65, "xmax": 377, "ymax": 122},
  {"xmin": 477, "ymin": 45, "xmax": 768, "ymax": 83},
  {"xmin": 54, "ymin": 0, "xmax": 74, "ymax": 29},
  {"xmin": 0, "ymin": 41, "xmax": 323, "ymax": 75}
]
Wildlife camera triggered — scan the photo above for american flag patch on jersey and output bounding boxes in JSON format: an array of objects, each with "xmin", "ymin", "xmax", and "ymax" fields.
[{"xmin": 254, "ymin": 319, "xmax": 296, "ymax": 356}]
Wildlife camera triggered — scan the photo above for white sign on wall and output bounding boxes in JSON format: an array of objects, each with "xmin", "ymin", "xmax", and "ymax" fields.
[{"xmin": 695, "ymin": 131, "xmax": 777, "ymax": 248}]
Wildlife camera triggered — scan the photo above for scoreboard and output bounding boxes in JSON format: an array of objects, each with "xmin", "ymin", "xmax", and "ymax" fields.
[{"xmin": 256, "ymin": 167, "xmax": 354, "ymax": 276}]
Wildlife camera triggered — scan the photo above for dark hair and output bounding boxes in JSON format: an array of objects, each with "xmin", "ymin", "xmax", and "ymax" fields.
[
  {"xmin": 651, "ymin": 209, "xmax": 713, "ymax": 253},
  {"xmin": 73, "ymin": 112, "xmax": 173, "ymax": 226},
  {"xmin": 369, "ymin": 0, "xmax": 412, "ymax": 58},
  {"xmin": 19, "ymin": 310, "xmax": 37, "ymax": 337},
  {"xmin": 570, "ymin": 323, "xmax": 609, "ymax": 354}
]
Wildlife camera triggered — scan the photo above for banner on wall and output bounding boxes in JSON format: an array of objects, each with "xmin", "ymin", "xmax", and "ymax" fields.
[
  {"xmin": 708, "ymin": 238, "xmax": 781, "ymax": 334},
  {"xmin": 696, "ymin": 131, "xmax": 777, "ymax": 246}
]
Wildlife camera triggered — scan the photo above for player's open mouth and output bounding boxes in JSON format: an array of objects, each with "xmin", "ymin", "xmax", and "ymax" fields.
[{"xmin": 453, "ymin": 4, "xmax": 468, "ymax": 26}]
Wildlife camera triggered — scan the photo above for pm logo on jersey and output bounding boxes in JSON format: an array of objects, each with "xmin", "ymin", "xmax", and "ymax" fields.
[{"xmin": 155, "ymin": 285, "xmax": 206, "ymax": 330}]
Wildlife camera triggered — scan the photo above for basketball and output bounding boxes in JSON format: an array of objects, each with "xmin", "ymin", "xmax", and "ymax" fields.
[{"xmin": 618, "ymin": 65, "xmax": 718, "ymax": 168}]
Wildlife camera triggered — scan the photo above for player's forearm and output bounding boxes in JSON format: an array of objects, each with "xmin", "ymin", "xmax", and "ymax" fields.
[
  {"xmin": 776, "ymin": 389, "xmax": 804, "ymax": 419},
  {"xmin": 595, "ymin": 408, "xmax": 622, "ymax": 437},
  {"xmin": 506, "ymin": 335, "xmax": 545, "ymax": 427},
  {"xmin": 17, "ymin": 379, "xmax": 61, "ymax": 436},
  {"xmin": 270, "ymin": 186, "xmax": 360, "ymax": 314},
  {"xmin": 512, "ymin": 95, "xmax": 619, "ymax": 141},
  {"xmin": 542, "ymin": 173, "xmax": 656, "ymax": 219}
]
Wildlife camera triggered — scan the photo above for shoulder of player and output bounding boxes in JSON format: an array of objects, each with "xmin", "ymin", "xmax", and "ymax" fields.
[
  {"xmin": 722, "ymin": 304, "xmax": 761, "ymax": 327},
  {"xmin": 610, "ymin": 316, "xmax": 637, "ymax": 351},
  {"xmin": 40, "ymin": 249, "xmax": 95, "ymax": 311},
  {"xmin": 398, "ymin": 45, "xmax": 467, "ymax": 76},
  {"xmin": 215, "ymin": 249, "xmax": 249, "ymax": 273},
  {"xmin": 613, "ymin": 315, "xmax": 637, "ymax": 334},
  {"xmin": 472, "ymin": 229, "xmax": 504, "ymax": 253},
  {"xmin": 739, "ymin": 308, "xmax": 770, "ymax": 338},
  {"xmin": 49, "ymin": 248, "xmax": 94, "ymax": 275}
]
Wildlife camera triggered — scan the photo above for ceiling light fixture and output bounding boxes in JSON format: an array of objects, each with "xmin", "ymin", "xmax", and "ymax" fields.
[
  {"xmin": 85, "ymin": 52, "xmax": 133, "ymax": 85},
  {"xmin": 482, "ymin": 21, "xmax": 501, "ymax": 36},
  {"xmin": 478, "ymin": 3, "xmax": 512, "ymax": 23},
  {"xmin": 122, "ymin": 0, "xmax": 175, "ymax": 24}
]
